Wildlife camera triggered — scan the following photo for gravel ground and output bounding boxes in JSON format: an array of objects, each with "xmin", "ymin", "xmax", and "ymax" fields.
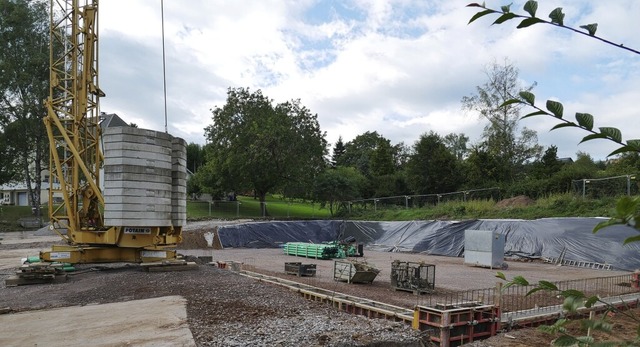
[
  {"xmin": 0, "ymin": 241, "xmax": 428, "ymax": 346},
  {"xmin": 0, "ymin": 264, "xmax": 429, "ymax": 346}
]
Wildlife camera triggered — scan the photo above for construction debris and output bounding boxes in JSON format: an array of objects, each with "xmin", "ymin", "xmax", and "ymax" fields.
[{"xmin": 6, "ymin": 261, "xmax": 69, "ymax": 287}]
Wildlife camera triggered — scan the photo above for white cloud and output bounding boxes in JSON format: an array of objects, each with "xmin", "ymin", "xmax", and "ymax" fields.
[{"xmin": 96, "ymin": 0, "xmax": 639, "ymax": 160}]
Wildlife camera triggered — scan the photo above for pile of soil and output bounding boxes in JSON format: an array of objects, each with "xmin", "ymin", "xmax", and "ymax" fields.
[{"xmin": 495, "ymin": 195, "xmax": 535, "ymax": 209}]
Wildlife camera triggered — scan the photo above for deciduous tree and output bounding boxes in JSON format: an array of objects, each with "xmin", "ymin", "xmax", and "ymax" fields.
[
  {"xmin": 0, "ymin": 0, "xmax": 49, "ymax": 214},
  {"xmin": 462, "ymin": 59, "xmax": 542, "ymax": 181},
  {"xmin": 405, "ymin": 132, "xmax": 462, "ymax": 194},
  {"xmin": 203, "ymin": 87, "xmax": 327, "ymax": 215},
  {"xmin": 313, "ymin": 166, "xmax": 365, "ymax": 216}
]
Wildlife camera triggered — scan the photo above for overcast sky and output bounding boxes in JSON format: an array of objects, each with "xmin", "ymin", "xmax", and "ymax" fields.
[{"xmin": 98, "ymin": 0, "xmax": 640, "ymax": 161}]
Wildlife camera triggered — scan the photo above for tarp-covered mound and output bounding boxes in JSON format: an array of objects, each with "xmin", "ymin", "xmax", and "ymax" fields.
[
  {"xmin": 217, "ymin": 220, "xmax": 341, "ymax": 248},
  {"xmin": 217, "ymin": 218, "xmax": 640, "ymax": 271}
]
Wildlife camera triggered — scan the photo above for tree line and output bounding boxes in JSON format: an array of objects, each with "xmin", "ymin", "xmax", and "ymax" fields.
[{"xmin": 187, "ymin": 64, "xmax": 639, "ymax": 216}]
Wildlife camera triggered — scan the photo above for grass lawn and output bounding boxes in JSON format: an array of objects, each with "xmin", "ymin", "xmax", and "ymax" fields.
[{"xmin": 187, "ymin": 195, "xmax": 331, "ymax": 220}]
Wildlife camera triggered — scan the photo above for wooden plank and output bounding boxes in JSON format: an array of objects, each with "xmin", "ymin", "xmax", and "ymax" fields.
[
  {"xmin": 145, "ymin": 262, "xmax": 198, "ymax": 272},
  {"xmin": 5, "ymin": 275, "xmax": 67, "ymax": 287}
]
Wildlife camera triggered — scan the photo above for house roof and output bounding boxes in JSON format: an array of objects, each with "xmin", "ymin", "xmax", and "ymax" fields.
[{"xmin": 100, "ymin": 113, "xmax": 129, "ymax": 130}]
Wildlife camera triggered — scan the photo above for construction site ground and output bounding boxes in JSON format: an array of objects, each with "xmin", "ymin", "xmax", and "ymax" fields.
[{"xmin": 0, "ymin": 221, "xmax": 638, "ymax": 346}]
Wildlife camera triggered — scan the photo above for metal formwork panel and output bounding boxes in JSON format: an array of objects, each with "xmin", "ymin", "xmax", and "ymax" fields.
[{"xmin": 413, "ymin": 303, "xmax": 500, "ymax": 347}]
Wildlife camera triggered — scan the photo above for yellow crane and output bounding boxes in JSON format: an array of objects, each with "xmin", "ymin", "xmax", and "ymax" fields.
[{"xmin": 42, "ymin": 0, "xmax": 183, "ymax": 263}]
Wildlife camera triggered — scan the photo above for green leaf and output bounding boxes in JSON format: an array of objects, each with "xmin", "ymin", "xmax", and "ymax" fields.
[
  {"xmin": 560, "ymin": 289, "xmax": 585, "ymax": 299},
  {"xmin": 466, "ymin": 3, "xmax": 484, "ymax": 7},
  {"xmin": 468, "ymin": 9, "xmax": 496, "ymax": 24},
  {"xmin": 511, "ymin": 275, "xmax": 530, "ymax": 286},
  {"xmin": 549, "ymin": 7, "xmax": 565, "ymax": 25},
  {"xmin": 501, "ymin": 4, "xmax": 512, "ymax": 13},
  {"xmin": 546, "ymin": 100, "xmax": 564, "ymax": 118},
  {"xmin": 625, "ymin": 139, "xmax": 640, "ymax": 151},
  {"xmin": 521, "ymin": 110, "xmax": 547, "ymax": 119},
  {"xmin": 585, "ymin": 295, "xmax": 599, "ymax": 308},
  {"xmin": 495, "ymin": 271, "xmax": 507, "ymax": 280},
  {"xmin": 579, "ymin": 133, "xmax": 607, "ymax": 144},
  {"xmin": 499, "ymin": 99, "xmax": 523, "ymax": 107},
  {"xmin": 538, "ymin": 280, "xmax": 558, "ymax": 291},
  {"xmin": 575, "ymin": 336, "xmax": 595, "ymax": 344},
  {"xmin": 550, "ymin": 122, "xmax": 576, "ymax": 131},
  {"xmin": 523, "ymin": 1, "xmax": 538, "ymax": 17},
  {"xmin": 526, "ymin": 287, "xmax": 544, "ymax": 296},
  {"xmin": 593, "ymin": 218, "xmax": 622, "ymax": 234},
  {"xmin": 575, "ymin": 113, "xmax": 594, "ymax": 130},
  {"xmin": 599, "ymin": 127, "xmax": 622, "ymax": 143},
  {"xmin": 493, "ymin": 12, "xmax": 517, "ymax": 25},
  {"xmin": 519, "ymin": 91, "xmax": 535, "ymax": 105},
  {"xmin": 562, "ymin": 296, "xmax": 585, "ymax": 312},
  {"xmin": 554, "ymin": 335, "xmax": 580, "ymax": 346},
  {"xmin": 607, "ymin": 145, "xmax": 636, "ymax": 157},
  {"xmin": 517, "ymin": 17, "xmax": 544, "ymax": 28},
  {"xmin": 580, "ymin": 23, "xmax": 598, "ymax": 36},
  {"xmin": 616, "ymin": 196, "xmax": 639, "ymax": 214},
  {"xmin": 623, "ymin": 235, "xmax": 640, "ymax": 245}
]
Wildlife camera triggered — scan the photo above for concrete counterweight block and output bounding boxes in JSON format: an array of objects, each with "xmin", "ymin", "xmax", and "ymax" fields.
[{"xmin": 102, "ymin": 126, "xmax": 187, "ymax": 228}]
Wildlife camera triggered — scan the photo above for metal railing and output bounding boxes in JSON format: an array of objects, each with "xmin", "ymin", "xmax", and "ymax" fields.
[{"xmin": 417, "ymin": 274, "xmax": 637, "ymax": 315}]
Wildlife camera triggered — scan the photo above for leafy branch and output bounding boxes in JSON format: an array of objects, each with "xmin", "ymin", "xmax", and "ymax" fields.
[
  {"xmin": 467, "ymin": 1, "xmax": 640, "ymax": 56},
  {"xmin": 500, "ymin": 92, "xmax": 640, "ymax": 158},
  {"xmin": 468, "ymin": 1, "xmax": 640, "ymax": 236}
]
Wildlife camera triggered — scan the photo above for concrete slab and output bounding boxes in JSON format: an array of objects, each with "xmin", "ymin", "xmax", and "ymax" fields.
[
  {"xmin": 0, "ymin": 249, "xmax": 41, "ymax": 270},
  {"xmin": 0, "ymin": 296, "xmax": 196, "ymax": 347}
]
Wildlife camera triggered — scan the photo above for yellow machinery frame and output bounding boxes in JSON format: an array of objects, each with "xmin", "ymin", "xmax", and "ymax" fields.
[{"xmin": 42, "ymin": 0, "xmax": 181, "ymax": 263}]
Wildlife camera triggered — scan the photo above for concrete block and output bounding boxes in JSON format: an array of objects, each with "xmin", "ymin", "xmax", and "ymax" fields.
[
  {"xmin": 104, "ymin": 142, "xmax": 172, "ymax": 156},
  {"xmin": 104, "ymin": 150, "xmax": 171, "ymax": 163},
  {"xmin": 104, "ymin": 172, "xmax": 172, "ymax": 184},
  {"xmin": 171, "ymin": 171, "xmax": 189, "ymax": 179},
  {"xmin": 104, "ymin": 165, "xmax": 173, "ymax": 177},
  {"xmin": 104, "ymin": 203, "xmax": 173, "ymax": 213},
  {"xmin": 103, "ymin": 126, "xmax": 173, "ymax": 141},
  {"xmin": 101, "ymin": 133, "xmax": 172, "ymax": 147},
  {"xmin": 104, "ymin": 196, "xmax": 171, "ymax": 205},
  {"xmin": 103, "ymin": 157, "xmax": 173, "ymax": 169},
  {"xmin": 104, "ymin": 180, "xmax": 171, "ymax": 190},
  {"xmin": 103, "ymin": 188, "xmax": 172, "ymax": 198}
]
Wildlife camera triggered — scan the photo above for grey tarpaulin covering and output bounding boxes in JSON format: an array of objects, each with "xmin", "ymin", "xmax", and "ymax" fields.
[
  {"xmin": 217, "ymin": 220, "xmax": 341, "ymax": 248},
  {"xmin": 217, "ymin": 218, "xmax": 640, "ymax": 271}
]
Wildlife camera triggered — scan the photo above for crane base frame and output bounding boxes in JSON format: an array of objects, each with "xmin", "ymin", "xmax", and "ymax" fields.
[{"xmin": 40, "ymin": 244, "xmax": 177, "ymax": 264}]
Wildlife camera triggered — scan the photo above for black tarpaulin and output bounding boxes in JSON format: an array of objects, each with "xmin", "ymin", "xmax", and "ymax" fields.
[
  {"xmin": 216, "ymin": 218, "xmax": 640, "ymax": 271},
  {"xmin": 217, "ymin": 220, "xmax": 341, "ymax": 248}
]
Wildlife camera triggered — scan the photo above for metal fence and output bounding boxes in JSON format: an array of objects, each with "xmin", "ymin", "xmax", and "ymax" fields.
[
  {"xmin": 345, "ymin": 187, "xmax": 501, "ymax": 213},
  {"xmin": 189, "ymin": 200, "xmax": 330, "ymax": 219},
  {"xmin": 572, "ymin": 174, "xmax": 639, "ymax": 198},
  {"xmin": 417, "ymin": 274, "xmax": 638, "ymax": 314}
]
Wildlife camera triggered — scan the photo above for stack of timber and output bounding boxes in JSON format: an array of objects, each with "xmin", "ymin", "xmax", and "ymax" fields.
[{"xmin": 6, "ymin": 261, "xmax": 69, "ymax": 287}]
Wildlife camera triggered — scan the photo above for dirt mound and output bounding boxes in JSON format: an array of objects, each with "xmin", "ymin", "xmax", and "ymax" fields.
[
  {"xmin": 180, "ymin": 228, "xmax": 211, "ymax": 249},
  {"xmin": 495, "ymin": 195, "xmax": 535, "ymax": 209}
]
